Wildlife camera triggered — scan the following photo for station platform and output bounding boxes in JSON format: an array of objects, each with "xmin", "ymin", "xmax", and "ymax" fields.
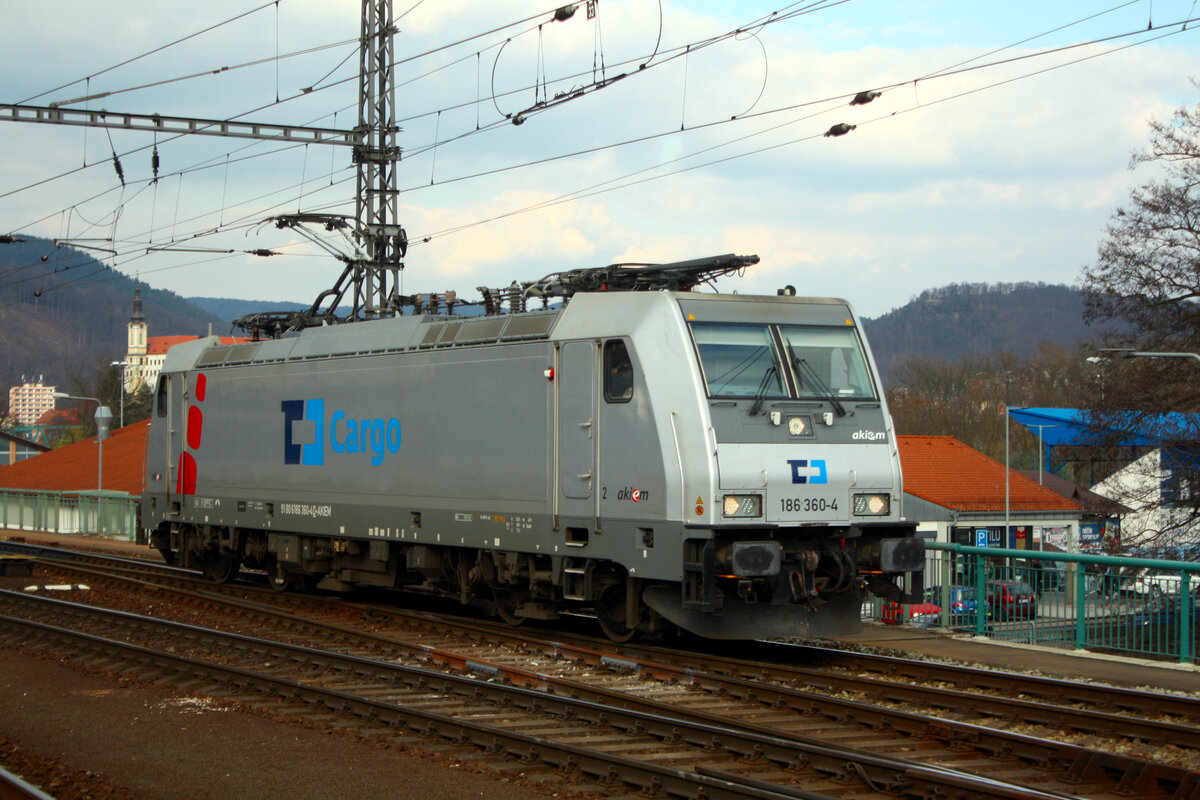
[{"xmin": 3, "ymin": 529, "xmax": 1196, "ymax": 694}]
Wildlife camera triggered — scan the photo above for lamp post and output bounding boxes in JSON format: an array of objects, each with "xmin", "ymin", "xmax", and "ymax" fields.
[
  {"xmin": 111, "ymin": 360, "xmax": 132, "ymax": 429},
  {"xmin": 53, "ymin": 393, "xmax": 112, "ymax": 491},
  {"xmin": 1096, "ymin": 348, "xmax": 1200, "ymax": 363}
]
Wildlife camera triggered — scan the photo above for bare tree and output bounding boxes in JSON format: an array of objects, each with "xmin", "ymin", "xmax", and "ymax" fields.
[
  {"xmin": 1080, "ymin": 87, "xmax": 1200, "ymax": 552},
  {"xmin": 1083, "ymin": 88, "xmax": 1200, "ymax": 353}
]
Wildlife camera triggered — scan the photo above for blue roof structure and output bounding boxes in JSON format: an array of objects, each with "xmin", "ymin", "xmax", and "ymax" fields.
[{"xmin": 1008, "ymin": 407, "xmax": 1200, "ymax": 475}]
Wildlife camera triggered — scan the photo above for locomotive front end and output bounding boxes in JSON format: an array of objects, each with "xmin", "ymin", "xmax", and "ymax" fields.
[{"xmin": 641, "ymin": 294, "xmax": 922, "ymax": 639}]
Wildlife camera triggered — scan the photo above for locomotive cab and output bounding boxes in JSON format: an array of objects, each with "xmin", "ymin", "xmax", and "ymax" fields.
[{"xmin": 556, "ymin": 290, "xmax": 921, "ymax": 639}]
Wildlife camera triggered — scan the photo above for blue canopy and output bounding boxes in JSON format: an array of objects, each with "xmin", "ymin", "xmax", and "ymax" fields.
[{"xmin": 1008, "ymin": 407, "xmax": 1199, "ymax": 475}]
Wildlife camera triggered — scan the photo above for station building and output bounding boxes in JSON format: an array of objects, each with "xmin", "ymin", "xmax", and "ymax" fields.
[{"xmin": 898, "ymin": 435, "xmax": 1085, "ymax": 551}]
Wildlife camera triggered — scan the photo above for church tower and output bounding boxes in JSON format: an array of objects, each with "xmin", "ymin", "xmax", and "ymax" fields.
[
  {"xmin": 125, "ymin": 283, "xmax": 148, "ymax": 392},
  {"xmin": 127, "ymin": 282, "xmax": 147, "ymax": 356}
]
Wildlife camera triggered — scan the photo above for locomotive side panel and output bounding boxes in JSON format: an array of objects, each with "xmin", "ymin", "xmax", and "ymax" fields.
[
  {"xmin": 194, "ymin": 345, "xmax": 554, "ymax": 504},
  {"xmin": 143, "ymin": 342, "xmax": 558, "ymax": 542}
]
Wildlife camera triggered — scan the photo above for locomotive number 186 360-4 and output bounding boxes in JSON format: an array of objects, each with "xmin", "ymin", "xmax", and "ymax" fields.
[{"xmin": 780, "ymin": 497, "xmax": 838, "ymax": 513}]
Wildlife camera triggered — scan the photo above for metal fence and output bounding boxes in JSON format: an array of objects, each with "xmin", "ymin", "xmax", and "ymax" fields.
[
  {"xmin": 869, "ymin": 542, "xmax": 1198, "ymax": 664},
  {"xmin": 0, "ymin": 488, "xmax": 139, "ymax": 540}
]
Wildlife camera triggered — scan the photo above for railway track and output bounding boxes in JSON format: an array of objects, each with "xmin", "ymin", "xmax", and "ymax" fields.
[
  {"xmin": 1, "ymin": 547, "xmax": 1198, "ymax": 798},
  {"xmin": 0, "ymin": 766, "xmax": 54, "ymax": 800},
  {"xmin": 17, "ymin": 545, "xmax": 1200, "ymax": 741},
  {"xmin": 0, "ymin": 591, "xmax": 1141, "ymax": 800}
]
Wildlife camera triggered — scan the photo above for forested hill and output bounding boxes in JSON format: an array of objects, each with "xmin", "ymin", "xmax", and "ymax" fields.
[
  {"xmin": 862, "ymin": 282, "xmax": 1117, "ymax": 383},
  {"xmin": 0, "ymin": 238, "xmax": 1119, "ymax": 402},
  {"xmin": 0, "ymin": 236, "xmax": 225, "ymax": 393}
]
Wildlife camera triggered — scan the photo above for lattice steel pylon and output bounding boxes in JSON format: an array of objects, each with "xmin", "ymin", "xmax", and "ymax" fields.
[
  {"xmin": 2, "ymin": 1, "xmax": 409, "ymax": 327},
  {"xmin": 353, "ymin": 0, "xmax": 407, "ymax": 319}
]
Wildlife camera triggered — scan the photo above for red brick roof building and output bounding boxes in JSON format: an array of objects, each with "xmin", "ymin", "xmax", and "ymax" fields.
[
  {"xmin": 898, "ymin": 435, "xmax": 1083, "ymax": 549},
  {"xmin": 121, "ymin": 283, "xmax": 251, "ymax": 394},
  {"xmin": 0, "ymin": 420, "xmax": 148, "ymax": 495}
]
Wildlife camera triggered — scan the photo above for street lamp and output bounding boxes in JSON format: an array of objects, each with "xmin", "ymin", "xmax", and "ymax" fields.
[
  {"xmin": 53, "ymin": 393, "xmax": 112, "ymax": 491},
  {"xmin": 111, "ymin": 360, "xmax": 132, "ymax": 429},
  {"xmin": 1095, "ymin": 348, "xmax": 1200, "ymax": 363}
]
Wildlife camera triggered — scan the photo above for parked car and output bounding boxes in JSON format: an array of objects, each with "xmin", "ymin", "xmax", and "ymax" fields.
[
  {"xmin": 881, "ymin": 600, "xmax": 940, "ymax": 628},
  {"xmin": 1027, "ymin": 560, "xmax": 1066, "ymax": 594},
  {"xmin": 1130, "ymin": 569, "xmax": 1180, "ymax": 599},
  {"xmin": 924, "ymin": 585, "xmax": 981, "ymax": 628},
  {"xmin": 985, "ymin": 580, "xmax": 1037, "ymax": 620}
]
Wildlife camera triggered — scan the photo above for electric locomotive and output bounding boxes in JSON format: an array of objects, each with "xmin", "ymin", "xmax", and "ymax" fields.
[{"xmin": 141, "ymin": 254, "xmax": 923, "ymax": 640}]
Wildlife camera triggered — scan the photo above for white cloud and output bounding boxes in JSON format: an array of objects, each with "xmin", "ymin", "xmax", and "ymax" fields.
[{"xmin": 2, "ymin": 1, "xmax": 1199, "ymax": 321}]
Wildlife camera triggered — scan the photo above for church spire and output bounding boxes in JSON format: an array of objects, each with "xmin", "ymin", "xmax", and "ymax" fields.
[{"xmin": 130, "ymin": 282, "xmax": 144, "ymax": 324}]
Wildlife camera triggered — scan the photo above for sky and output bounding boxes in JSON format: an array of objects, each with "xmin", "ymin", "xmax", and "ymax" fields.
[{"xmin": 2, "ymin": 0, "xmax": 1199, "ymax": 319}]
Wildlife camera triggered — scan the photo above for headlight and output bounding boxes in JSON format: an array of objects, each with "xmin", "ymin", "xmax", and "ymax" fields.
[
  {"xmin": 853, "ymin": 493, "xmax": 890, "ymax": 516},
  {"xmin": 722, "ymin": 494, "xmax": 762, "ymax": 518}
]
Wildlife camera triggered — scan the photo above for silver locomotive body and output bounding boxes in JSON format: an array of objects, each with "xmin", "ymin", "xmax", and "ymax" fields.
[{"xmin": 142, "ymin": 285, "xmax": 921, "ymax": 639}]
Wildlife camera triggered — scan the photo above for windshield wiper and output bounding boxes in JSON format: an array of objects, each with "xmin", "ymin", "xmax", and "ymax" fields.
[
  {"xmin": 749, "ymin": 365, "xmax": 778, "ymax": 416},
  {"xmin": 792, "ymin": 355, "xmax": 846, "ymax": 417}
]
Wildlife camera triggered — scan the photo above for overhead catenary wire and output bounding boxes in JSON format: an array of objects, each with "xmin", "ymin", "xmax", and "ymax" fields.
[
  {"xmin": 4, "ymin": 1, "xmax": 1199, "ymax": 301},
  {"xmin": 19, "ymin": 1, "xmax": 282, "ymax": 105},
  {"xmin": 25, "ymin": 8, "xmax": 1196, "ymax": 298},
  {"xmin": 9, "ymin": 4, "xmax": 1193, "ymax": 242}
]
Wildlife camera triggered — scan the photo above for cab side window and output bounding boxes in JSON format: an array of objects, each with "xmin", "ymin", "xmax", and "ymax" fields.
[
  {"xmin": 156, "ymin": 376, "xmax": 168, "ymax": 417},
  {"xmin": 604, "ymin": 340, "xmax": 634, "ymax": 403}
]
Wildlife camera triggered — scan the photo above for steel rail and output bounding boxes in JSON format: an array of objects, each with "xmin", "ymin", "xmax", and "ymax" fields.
[
  {"xmin": 6, "ymin": 568, "xmax": 1197, "ymax": 799},
  {"xmin": 17, "ymin": 545, "xmax": 1200, "ymax": 761},
  {"xmin": 0, "ymin": 593, "xmax": 1077, "ymax": 800},
  {"xmin": 0, "ymin": 767, "xmax": 55, "ymax": 800}
]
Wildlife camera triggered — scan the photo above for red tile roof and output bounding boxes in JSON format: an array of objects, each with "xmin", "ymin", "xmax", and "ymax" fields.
[
  {"xmin": 898, "ymin": 435, "xmax": 1080, "ymax": 513},
  {"xmin": 146, "ymin": 335, "xmax": 252, "ymax": 355},
  {"xmin": 0, "ymin": 420, "xmax": 149, "ymax": 495}
]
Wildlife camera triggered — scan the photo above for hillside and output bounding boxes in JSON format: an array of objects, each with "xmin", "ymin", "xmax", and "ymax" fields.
[
  {"xmin": 186, "ymin": 296, "xmax": 315, "ymax": 326},
  {"xmin": 0, "ymin": 244, "xmax": 1120, "ymax": 403},
  {"xmin": 862, "ymin": 282, "xmax": 1118, "ymax": 382},
  {"xmin": 0, "ymin": 236, "xmax": 226, "ymax": 395}
]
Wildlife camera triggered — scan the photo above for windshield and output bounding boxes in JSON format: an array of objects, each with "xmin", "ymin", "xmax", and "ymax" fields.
[
  {"xmin": 691, "ymin": 323, "xmax": 787, "ymax": 399},
  {"xmin": 780, "ymin": 324, "xmax": 876, "ymax": 401},
  {"xmin": 689, "ymin": 321, "xmax": 877, "ymax": 402}
]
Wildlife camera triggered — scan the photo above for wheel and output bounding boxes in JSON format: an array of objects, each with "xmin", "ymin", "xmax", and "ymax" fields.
[
  {"xmin": 493, "ymin": 586, "xmax": 526, "ymax": 626},
  {"xmin": 202, "ymin": 550, "xmax": 239, "ymax": 584},
  {"xmin": 156, "ymin": 547, "xmax": 177, "ymax": 566},
  {"xmin": 265, "ymin": 555, "xmax": 292, "ymax": 593},
  {"xmin": 596, "ymin": 583, "xmax": 638, "ymax": 643}
]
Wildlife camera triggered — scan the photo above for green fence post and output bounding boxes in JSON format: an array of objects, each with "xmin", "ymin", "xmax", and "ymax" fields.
[
  {"xmin": 939, "ymin": 552, "xmax": 952, "ymax": 628},
  {"xmin": 1181, "ymin": 573, "xmax": 1193, "ymax": 665},
  {"xmin": 1075, "ymin": 562, "xmax": 1087, "ymax": 651},
  {"xmin": 975, "ymin": 551, "xmax": 987, "ymax": 637}
]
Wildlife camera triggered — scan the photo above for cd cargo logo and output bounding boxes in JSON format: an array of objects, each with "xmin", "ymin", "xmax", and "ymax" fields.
[{"xmin": 281, "ymin": 399, "xmax": 402, "ymax": 467}]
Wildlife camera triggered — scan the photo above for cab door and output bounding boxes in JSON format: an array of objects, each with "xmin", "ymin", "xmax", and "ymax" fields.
[
  {"xmin": 166, "ymin": 372, "xmax": 190, "ymax": 505},
  {"xmin": 556, "ymin": 341, "xmax": 597, "ymax": 525}
]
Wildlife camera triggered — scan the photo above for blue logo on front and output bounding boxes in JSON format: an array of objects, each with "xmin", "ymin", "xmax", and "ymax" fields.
[
  {"xmin": 282, "ymin": 398, "xmax": 401, "ymax": 467},
  {"xmin": 787, "ymin": 459, "xmax": 827, "ymax": 484}
]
